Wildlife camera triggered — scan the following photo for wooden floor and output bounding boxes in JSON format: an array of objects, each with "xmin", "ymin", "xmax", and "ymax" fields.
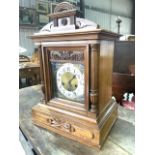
[{"xmin": 19, "ymin": 85, "xmax": 135, "ymax": 155}]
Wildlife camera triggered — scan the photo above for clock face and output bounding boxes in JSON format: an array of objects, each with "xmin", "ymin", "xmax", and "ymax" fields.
[
  {"xmin": 51, "ymin": 62, "xmax": 85, "ymax": 103},
  {"xmin": 57, "ymin": 63, "xmax": 84, "ymax": 100}
]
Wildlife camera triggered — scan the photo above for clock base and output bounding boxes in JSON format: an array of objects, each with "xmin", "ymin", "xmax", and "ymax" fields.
[{"xmin": 32, "ymin": 100, "xmax": 117, "ymax": 149}]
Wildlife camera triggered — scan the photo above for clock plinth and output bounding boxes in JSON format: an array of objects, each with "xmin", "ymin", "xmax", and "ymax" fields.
[
  {"xmin": 32, "ymin": 99, "xmax": 117, "ymax": 149},
  {"xmin": 30, "ymin": 2, "xmax": 119, "ymax": 149}
]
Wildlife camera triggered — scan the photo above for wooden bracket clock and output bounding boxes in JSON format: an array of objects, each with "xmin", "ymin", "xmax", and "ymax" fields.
[{"xmin": 30, "ymin": 2, "xmax": 119, "ymax": 149}]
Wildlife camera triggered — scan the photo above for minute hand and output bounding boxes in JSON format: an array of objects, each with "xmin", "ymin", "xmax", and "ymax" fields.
[
  {"xmin": 68, "ymin": 75, "xmax": 76, "ymax": 83},
  {"xmin": 67, "ymin": 75, "xmax": 76, "ymax": 91}
]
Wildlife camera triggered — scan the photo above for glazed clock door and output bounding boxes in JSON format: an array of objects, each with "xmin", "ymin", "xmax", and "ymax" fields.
[{"xmin": 45, "ymin": 46, "xmax": 89, "ymax": 110}]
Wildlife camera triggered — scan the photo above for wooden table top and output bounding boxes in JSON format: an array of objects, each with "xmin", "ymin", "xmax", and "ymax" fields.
[{"xmin": 19, "ymin": 85, "xmax": 135, "ymax": 155}]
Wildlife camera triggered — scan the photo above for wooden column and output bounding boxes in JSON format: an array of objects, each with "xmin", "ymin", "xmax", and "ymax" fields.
[
  {"xmin": 89, "ymin": 44, "xmax": 99, "ymax": 113},
  {"xmin": 39, "ymin": 45, "xmax": 45, "ymax": 103}
]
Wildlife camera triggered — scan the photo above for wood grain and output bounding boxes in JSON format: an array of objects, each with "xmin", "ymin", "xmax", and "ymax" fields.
[
  {"xmin": 30, "ymin": 26, "xmax": 119, "ymax": 149},
  {"xmin": 29, "ymin": 29, "xmax": 119, "ymax": 42},
  {"xmin": 89, "ymin": 44, "xmax": 99, "ymax": 113},
  {"xmin": 32, "ymin": 100, "xmax": 117, "ymax": 149},
  {"xmin": 98, "ymin": 41, "xmax": 115, "ymax": 114}
]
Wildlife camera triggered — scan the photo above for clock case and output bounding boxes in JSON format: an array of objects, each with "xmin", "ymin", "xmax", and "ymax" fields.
[{"xmin": 30, "ymin": 2, "xmax": 119, "ymax": 149}]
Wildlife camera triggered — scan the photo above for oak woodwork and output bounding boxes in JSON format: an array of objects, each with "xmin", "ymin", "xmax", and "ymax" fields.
[
  {"xmin": 32, "ymin": 100, "xmax": 117, "ymax": 149},
  {"xmin": 30, "ymin": 29, "xmax": 119, "ymax": 43},
  {"xmin": 30, "ymin": 4, "xmax": 119, "ymax": 148},
  {"xmin": 48, "ymin": 9, "xmax": 76, "ymax": 19},
  {"xmin": 40, "ymin": 46, "xmax": 90, "ymax": 112},
  {"xmin": 39, "ymin": 46, "xmax": 45, "ymax": 102},
  {"xmin": 30, "ymin": 30, "xmax": 118, "ymax": 149},
  {"xmin": 98, "ymin": 41, "xmax": 115, "ymax": 114},
  {"xmin": 89, "ymin": 44, "xmax": 99, "ymax": 113}
]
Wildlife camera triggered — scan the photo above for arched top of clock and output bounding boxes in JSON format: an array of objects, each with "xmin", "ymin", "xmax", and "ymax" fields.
[
  {"xmin": 54, "ymin": 2, "xmax": 76, "ymax": 13},
  {"xmin": 38, "ymin": 2, "xmax": 98, "ymax": 33}
]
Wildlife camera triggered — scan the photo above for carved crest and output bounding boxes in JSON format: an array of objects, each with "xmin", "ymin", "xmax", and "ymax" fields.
[
  {"xmin": 47, "ymin": 117, "xmax": 75, "ymax": 133},
  {"xmin": 50, "ymin": 51, "xmax": 84, "ymax": 62}
]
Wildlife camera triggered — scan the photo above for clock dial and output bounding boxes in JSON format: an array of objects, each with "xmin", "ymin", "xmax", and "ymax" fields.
[
  {"xmin": 51, "ymin": 62, "xmax": 85, "ymax": 103},
  {"xmin": 61, "ymin": 72, "xmax": 78, "ymax": 91},
  {"xmin": 57, "ymin": 63, "xmax": 84, "ymax": 100}
]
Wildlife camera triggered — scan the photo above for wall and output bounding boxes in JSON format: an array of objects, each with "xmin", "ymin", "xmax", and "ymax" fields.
[
  {"xmin": 84, "ymin": 0, "xmax": 134, "ymax": 34},
  {"xmin": 19, "ymin": 0, "xmax": 38, "ymax": 56},
  {"xmin": 19, "ymin": 27, "xmax": 38, "ymax": 56}
]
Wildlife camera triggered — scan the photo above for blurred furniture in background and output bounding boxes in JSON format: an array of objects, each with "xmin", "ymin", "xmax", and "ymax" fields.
[
  {"xmin": 19, "ymin": 55, "xmax": 30, "ymax": 63},
  {"xmin": 19, "ymin": 63, "xmax": 41, "ymax": 88},
  {"xmin": 112, "ymin": 72, "xmax": 135, "ymax": 104},
  {"xmin": 113, "ymin": 41, "xmax": 135, "ymax": 74},
  {"xmin": 30, "ymin": 48, "xmax": 40, "ymax": 64},
  {"xmin": 19, "ymin": 50, "xmax": 41, "ymax": 88},
  {"xmin": 112, "ymin": 40, "xmax": 135, "ymax": 105}
]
